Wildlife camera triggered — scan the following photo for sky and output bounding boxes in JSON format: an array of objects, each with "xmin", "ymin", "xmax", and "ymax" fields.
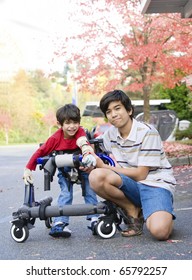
[
  {"xmin": 0, "ymin": 0, "xmax": 132, "ymax": 78},
  {"xmin": 0, "ymin": 0, "xmax": 78, "ymax": 75}
]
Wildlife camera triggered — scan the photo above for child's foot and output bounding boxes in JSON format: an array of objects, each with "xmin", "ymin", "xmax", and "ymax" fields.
[{"xmin": 49, "ymin": 223, "xmax": 72, "ymax": 238}]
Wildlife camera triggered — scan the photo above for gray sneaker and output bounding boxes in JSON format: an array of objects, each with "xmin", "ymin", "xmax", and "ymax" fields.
[{"xmin": 49, "ymin": 223, "xmax": 72, "ymax": 238}]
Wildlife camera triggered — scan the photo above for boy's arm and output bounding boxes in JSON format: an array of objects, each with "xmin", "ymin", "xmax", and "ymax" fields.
[
  {"xmin": 76, "ymin": 136, "xmax": 96, "ymax": 167},
  {"xmin": 76, "ymin": 136, "xmax": 94, "ymax": 155},
  {"xmin": 94, "ymin": 155, "xmax": 149, "ymax": 181}
]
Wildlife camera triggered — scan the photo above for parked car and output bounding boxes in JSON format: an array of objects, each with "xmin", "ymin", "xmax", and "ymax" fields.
[
  {"xmin": 135, "ymin": 110, "xmax": 178, "ymax": 141},
  {"xmin": 89, "ymin": 110, "xmax": 178, "ymax": 141},
  {"xmin": 89, "ymin": 123, "xmax": 112, "ymax": 139}
]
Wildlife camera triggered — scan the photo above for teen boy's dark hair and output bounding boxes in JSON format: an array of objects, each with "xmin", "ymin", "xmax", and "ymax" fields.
[
  {"xmin": 56, "ymin": 104, "xmax": 81, "ymax": 126},
  {"xmin": 99, "ymin": 90, "xmax": 134, "ymax": 119}
]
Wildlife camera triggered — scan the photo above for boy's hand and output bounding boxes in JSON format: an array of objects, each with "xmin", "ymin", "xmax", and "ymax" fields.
[
  {"xmin": 82, "ymin": 154, "xmax": 96, "ymax": 167},
  {"xmin": 23, "ymin": 168, "xmax": 33, "ymax": 185}
]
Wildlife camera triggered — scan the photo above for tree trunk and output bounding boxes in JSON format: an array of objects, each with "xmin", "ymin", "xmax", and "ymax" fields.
[{"xmin": 143, "ymin": 85, "xmax": 150, "ymax": 123}]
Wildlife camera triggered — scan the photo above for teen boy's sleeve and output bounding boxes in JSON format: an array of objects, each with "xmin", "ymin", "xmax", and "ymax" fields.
[{"xmin": 138, "ymin": 129, "xmax": 162, "ymax": 167}]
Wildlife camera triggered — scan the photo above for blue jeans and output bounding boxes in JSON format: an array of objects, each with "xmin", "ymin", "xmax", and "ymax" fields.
[{"xmin": 53, "ymin": 167, "xmax": 99, "ymax": 225}]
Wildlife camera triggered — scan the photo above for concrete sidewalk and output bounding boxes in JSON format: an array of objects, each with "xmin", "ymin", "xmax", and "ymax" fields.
[{"xmin": 169, "ymin": 155, "xmax": 192, "ymax": 166}]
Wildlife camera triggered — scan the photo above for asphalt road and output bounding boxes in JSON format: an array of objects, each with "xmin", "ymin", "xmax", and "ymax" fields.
[{"xmin": 0, "ymin": 144, "xmax": 192, "ymax": 261}]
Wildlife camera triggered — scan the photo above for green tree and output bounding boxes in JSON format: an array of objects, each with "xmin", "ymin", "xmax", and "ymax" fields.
[
  {"xmin": 159, "ymin": 83, "xmax": 192, "ymax": 121},
  {"xmin": 0, "ymin": 69, "xmax": 68, "ymax": 143}
]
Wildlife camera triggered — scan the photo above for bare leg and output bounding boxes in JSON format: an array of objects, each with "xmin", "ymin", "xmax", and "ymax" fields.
[
  {"xmin": 89, "ymin": 168, "xmax": 140, "ymax": 218},
  {"xmin": 146, "ymin": 211, "xmax": 173, "ymax": 240}
]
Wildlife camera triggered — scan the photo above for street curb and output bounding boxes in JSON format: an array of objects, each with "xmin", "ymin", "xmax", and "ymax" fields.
[{"xmin": 168, "ymin": 155, "xmax": 192, "ymax": 166}]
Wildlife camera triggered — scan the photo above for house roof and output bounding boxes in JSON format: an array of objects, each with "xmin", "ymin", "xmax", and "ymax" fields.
[{"xmin": 141, "ymin": 0, "xmax": 192, "ymax": 18}]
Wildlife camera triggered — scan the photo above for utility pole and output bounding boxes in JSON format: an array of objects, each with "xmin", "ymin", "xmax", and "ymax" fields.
[{"xmin": 72, "ymin": 60, "xmax": 78, "ymax": 105}]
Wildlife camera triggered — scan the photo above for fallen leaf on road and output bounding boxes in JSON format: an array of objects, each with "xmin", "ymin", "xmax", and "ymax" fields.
[{"xmin": 167, "ymin": 239, "xmax": 183, "ymax": 243}]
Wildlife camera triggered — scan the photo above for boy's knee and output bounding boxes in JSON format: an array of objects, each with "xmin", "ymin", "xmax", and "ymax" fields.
[
  {"xmin": 146, "ymin": 213, "xmax": 173, "ymax": 241},
  {"xmin": 89, "ymin": 169, "xmax": 103, "ymax": 190},
  {"xmin": 89, "ymin": 169, "xmax": 98, "ymax": 182},
  {"xmin": 149, "ymin": 226, "xmax": 170, "ymax": 240},
  {"xmin": 147, "ymin": 222, "xmax": 172, "ymax": 241}
]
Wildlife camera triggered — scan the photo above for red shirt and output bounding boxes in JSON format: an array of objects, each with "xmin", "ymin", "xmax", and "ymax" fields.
[{"xmin": 26, "ymin": 126, "xmax": 86, "ymax": 170}]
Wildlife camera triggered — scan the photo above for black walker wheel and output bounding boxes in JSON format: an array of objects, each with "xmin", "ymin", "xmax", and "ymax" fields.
[
  {"xmin": 96, "ymin": 220, "xmax": 117, "ymax": 239},
  {"xmin": 10, "ymin": 224, "xmax": 29, "ymax": 243}
]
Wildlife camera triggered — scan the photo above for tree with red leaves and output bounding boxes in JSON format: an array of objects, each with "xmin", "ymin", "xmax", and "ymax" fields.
[
  {"xmin": 42, "ymin": 111, "xmax": 57, "ymax": 136},
  {"xmin": 53, "ymin": 0, "xmax": 192, "ymax": 121}
]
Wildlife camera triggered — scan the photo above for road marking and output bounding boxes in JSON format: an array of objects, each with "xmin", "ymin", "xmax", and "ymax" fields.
[{"xmin": 175, "ymin": 207, "xmax": 192, "ymax": 211}]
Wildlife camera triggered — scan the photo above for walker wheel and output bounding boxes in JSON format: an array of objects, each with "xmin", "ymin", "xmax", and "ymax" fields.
[
  {"xmin": 10, "ymin": 224, "xmax": 29, "ymax": 243},
  {"xmin": 45, "ymin": 217, "xmax": 52, "ymax": 228},
  {"xmin": 96, "ymin": 220, "xmax": 116, "ymax": 239}
]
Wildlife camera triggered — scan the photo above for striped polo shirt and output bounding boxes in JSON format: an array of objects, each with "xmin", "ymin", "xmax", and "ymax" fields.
[{"xmin": 101, "ymin": 118, "xmax": 176, "ymax": 195}]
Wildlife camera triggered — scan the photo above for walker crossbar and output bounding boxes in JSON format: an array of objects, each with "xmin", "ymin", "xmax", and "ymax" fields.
[
  {"xmin": 11, "ymin": 183, "xmax": 120, "ymax": 243},
  {"xmin": 12, "ymin": 190, "xmax": 108, "ymax": 221}
]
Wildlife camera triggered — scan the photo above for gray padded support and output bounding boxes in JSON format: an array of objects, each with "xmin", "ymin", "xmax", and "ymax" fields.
[{"xmin": 55, "ymin": 154, "xmax": 74, "ymax": 167}]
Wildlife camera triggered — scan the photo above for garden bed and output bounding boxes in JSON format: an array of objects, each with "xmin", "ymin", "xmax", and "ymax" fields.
[{"xmin": 163, "ymin": 141, "xmax": 192, "ymax": 158}]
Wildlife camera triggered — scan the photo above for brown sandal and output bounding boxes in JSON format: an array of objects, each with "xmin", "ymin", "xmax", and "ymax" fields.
[{"xmin": 121, "ymin": 214, "xmax": 144, "ymax": 237}]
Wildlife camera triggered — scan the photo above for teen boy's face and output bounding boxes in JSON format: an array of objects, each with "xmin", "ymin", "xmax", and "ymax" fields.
[
  {"xmin": 62, "ymin": 120, "xmax": 80, "ymax": 138},
  {"xmin": 105, "ymin": 101, "xmax": 132, "ymax": 129}
]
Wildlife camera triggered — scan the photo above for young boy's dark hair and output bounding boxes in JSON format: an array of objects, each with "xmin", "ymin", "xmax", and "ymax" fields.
[
  {"xmin": 56, "ymin": 104, "xmax": 81, "ymax": 126},
  {"xmin": 99, "ymin": 89, "xmax": 134, "ymax": 119}
]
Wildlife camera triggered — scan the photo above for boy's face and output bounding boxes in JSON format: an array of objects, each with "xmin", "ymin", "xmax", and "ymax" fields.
[
  {"xmin": 105, "ymin": 101, "xmax": 132, "ymax": 129},
  {"xmin": 61, "ymin": 120, "xmax": 80, "ymax": 138}
]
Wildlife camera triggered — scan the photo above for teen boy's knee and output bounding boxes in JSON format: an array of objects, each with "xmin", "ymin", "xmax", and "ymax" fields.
[{"xmin": 89, "ymin": 169, "xmax": 102, "ymax": 189}]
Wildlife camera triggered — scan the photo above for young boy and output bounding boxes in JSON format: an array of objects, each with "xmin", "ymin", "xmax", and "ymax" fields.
[
  {"xmin": 89, "ymin": 90, "xmax": 177, "ymax": 241},
  {"xmin": 23, "ymin": 104, "xmax": 99, "ymax": 238}
]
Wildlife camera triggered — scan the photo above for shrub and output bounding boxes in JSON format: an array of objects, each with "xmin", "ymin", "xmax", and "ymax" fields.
[{"xmin": 175, "ymin": 123, "xmax": 192, "ymax": 140}]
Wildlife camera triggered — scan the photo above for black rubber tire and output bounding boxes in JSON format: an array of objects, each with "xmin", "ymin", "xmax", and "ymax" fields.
[
  {"xmin": 96, "ymin": 220, "xmax": 116, "ymax": 239},
  {"xmin": 10, "ymin": 224, "xmax": 29, "ymax": 243}
]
